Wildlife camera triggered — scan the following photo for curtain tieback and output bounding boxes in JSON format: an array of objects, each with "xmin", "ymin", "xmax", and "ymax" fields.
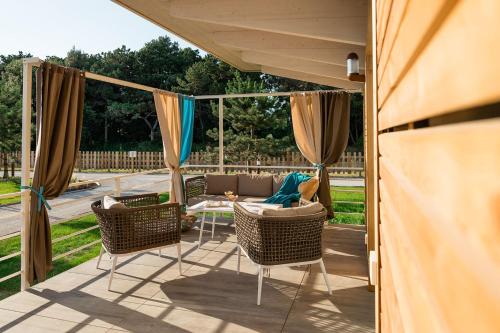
[
  {"xmin": 21, "ymin": 185, "xmax": 52, "ymax": 211},
  {"xmin": 313, "ymin": 163, "xmax": 325, "ymax": 170}
]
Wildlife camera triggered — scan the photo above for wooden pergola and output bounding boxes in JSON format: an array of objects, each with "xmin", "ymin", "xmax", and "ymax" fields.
[{"xmin": 19, "ymin": 57, "xmax": 361, "ymax": 290}]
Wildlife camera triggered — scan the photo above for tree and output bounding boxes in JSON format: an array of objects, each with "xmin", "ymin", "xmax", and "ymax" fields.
[
  {"xmin": 0, "ymin": 59, "xmax": 23, "ymax": 178},
  {"xmin": 174, "ymin": 55, "xmax": 239, "ymax": 147},
  {"xmin": 206, "ymin": 73, "xmax": 292, "ymax": 163}
]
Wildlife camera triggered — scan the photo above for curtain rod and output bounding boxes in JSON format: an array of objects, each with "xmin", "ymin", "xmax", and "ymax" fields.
[
  {"xmin": 195, "ymin": 89, "xmax": 361, "ymax": 100},
  {"xmin": 27, "ymin": 58, "xmax": 169, "ymax": 94},
  {"xmin": 25, "ymin": 58, "xmax": 361, "ymax": 99}
]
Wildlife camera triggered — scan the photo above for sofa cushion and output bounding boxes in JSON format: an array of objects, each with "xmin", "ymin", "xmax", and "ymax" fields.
[
  {"xmin": 298, "ymin": 176, "xmax": 320, "ymax": 200},
  {"xmin": 103, "ymin": 195, "xmax": 127, "ymax": 209},
  {"xmin": 237, "ymin": 196, "xmax": 267, "ymax": 203},
  {"xmin": 238, "ymin": 202, "xmax": 281, "ymax": 214},
  {"xmin": 206, "ymin": 174, "xmax": 238, "ymax": 195},
  {"xmin": 260, "ymin": 202, "xmax": 324, "ymax": 216},
  {"xmin": 238, "ymin": 174, "xmax": 273, "ymax": 197},
  {"xmin": 272, "ymin": 175, "xmax": 285, "ymax": 194}
]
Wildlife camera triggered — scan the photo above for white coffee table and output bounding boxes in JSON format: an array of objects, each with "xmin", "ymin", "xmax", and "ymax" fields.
[{"xmin": 186, "ymin": 200, "xmax": 281, "ymax": 248}]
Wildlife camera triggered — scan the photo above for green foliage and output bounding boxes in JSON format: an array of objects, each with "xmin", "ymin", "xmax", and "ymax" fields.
[
  {"xmin": 0, "ymin": 36, "xmax": 364, "ymax": 154},
  {"xmin": 206, "ymin": 73, "xmax": 294, "ymax": 163},
  {"xmin": 0, "ymin": 58, "xmax": 23, "ymax": 178}
]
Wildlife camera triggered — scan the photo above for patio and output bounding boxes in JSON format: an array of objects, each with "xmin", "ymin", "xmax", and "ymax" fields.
[{"xmin": 0, "ymin": 222, "xmax": 373, "ymax": 333}]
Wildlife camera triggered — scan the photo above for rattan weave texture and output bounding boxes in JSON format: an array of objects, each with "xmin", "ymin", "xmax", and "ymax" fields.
[{"xmin": 91, "ymin": 193, "xmax": 180, "ymax": 255}]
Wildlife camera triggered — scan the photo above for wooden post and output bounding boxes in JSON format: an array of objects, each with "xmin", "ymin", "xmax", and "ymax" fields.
[
  {"xmin": 20, "ymin": 58, "xmax": 40, "ymax": 290},
  {"xmin": 114, "ymin": 178, "xmax": 121, "ymax": 196},
  {"xmin": 218, "ymin": 97, "xmax": 224, "ymax": 173}
]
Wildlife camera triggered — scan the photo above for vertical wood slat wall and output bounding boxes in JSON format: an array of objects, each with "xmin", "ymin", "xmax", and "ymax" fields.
[{"xmin": 373, "ymin": 0, "xmax": 500, "ymax": 332}]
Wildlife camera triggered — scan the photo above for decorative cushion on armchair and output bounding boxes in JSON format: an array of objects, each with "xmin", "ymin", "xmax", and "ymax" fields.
[
  {"xmin": 102, "ymin": 195, "xmax": 127, "ymax": 209},
  {"xmin": 298, "ymin": 176, "xmax": 320, "ymax": 201}
]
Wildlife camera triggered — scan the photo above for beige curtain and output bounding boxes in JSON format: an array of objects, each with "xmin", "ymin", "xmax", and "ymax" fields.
[
  {"xmin": 28, "ymin": 63, "xmax": 85, "ymax": 283},
  {"xmin": 153, "ymin": 90, "xmax": 183, "ymax": 203},
  {"xmin": 291, "ymin": 91, "xmax": 350, "ymax": 218},
  {"xmin": 291, "ymin": 92, "xmax": 322, "ymax": 164},
  {"xmin": 318, "ymin": 92, "xmax": 351, "ymax": 217}
]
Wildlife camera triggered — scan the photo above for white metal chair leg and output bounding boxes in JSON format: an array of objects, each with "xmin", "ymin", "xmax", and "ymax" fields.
[
  {"xmin": 237, "ymin": 245, "xmax": 241, "ymax": 275},
  {"xmin": 96, "ymin": 245, "xmax": 104, "ymax": 269},
  {"xmin": 211, "ymin": 212, "xmax": 216, "ymax": 239},
  {"xmin": 257, "ymin": 266, "xmax": 263, "ymax": 305},
  {"xmin": 198, "ymin": 212, "xmax": 206, "ymax": 249},
  {"xmin": 319, "ymin": 259, "xmax": 332, "ymax": 295},
  {"xmin": 176, "ymin": 243, "xmax": 182, "ymax": 275},
  {"xmin": 108, "ymin": 256, "xmax": 118, "ymax": 291},
  {"xmin": 158, "ymin": 248, "xmax": 162, "ymax": 257}
]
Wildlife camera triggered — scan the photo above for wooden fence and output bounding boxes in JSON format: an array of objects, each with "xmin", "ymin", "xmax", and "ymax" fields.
[{"xmin": 5, "ymin": 151, "xmax": 364, "ymax": 177}]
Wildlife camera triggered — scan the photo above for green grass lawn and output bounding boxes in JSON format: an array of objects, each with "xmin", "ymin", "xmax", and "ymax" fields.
[
  {"xmin": 0, "ymin": 178, "xmax": 21, "ymax": 205},
  {"xmin": 330, "ymin": 186, "xmax": 365, "ymax": 224},
  {"xmin": 0, "ymin": 186, "xmax": 364, "ymax": 299}
]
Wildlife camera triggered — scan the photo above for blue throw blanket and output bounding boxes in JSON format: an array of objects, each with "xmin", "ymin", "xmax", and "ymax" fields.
[{"xmin": 264, "ymin": 172, "xmax": 311, "ymax": 207}]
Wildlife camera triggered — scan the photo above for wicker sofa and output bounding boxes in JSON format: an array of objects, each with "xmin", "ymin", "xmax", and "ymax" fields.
[
  {"xmin": 91, "ymin": 193, "xmax": 181, "ymax": 290},
  {"xmin": 185, "ymin": 173, "xmax": 285, "ymax": 206},
  {"xmin": 233, "ymin": 199, "xmax": 332, "ymax": 305}
]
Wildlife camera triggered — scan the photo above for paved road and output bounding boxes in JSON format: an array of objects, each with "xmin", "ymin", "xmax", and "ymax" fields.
[
  {"xmin": 0, "ymin": 172, "xmax": 364, "ymax": 237},
  {"xmin": 0, "ymin": 172, "xmax": 173, "ymax": 237}
]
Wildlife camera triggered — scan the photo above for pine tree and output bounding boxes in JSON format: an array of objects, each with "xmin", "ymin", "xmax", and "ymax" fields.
[
  {"xmin": 207, "ymin": 73, "xmax": 293, "ymax": 164},
  {"xmin": 0, "ymin": 59, "xmax": 23, "ymax": 178}
]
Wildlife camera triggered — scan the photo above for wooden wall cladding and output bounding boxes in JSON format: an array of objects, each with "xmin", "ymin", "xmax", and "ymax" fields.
[
  {"xmin": 377, "ymin": 0, "xmax": 500, "ymax": 130},
  {"xmin": 377, "ymin": 119, "xmax": 500, "ymax": 331},
  {"xmin": 375, "ymin": 0, "xmax": 500, "ymax": 331}
]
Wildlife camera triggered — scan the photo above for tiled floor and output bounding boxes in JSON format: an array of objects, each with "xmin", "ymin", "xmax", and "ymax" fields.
[{"xmin": 0, "ymin": 222, "xmax": 374, "ymax": 333}]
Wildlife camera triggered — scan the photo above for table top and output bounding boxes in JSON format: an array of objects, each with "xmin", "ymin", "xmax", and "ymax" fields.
[{"xmin": 186, "ymin": 200, "xmax": 281, "ymax": 213}]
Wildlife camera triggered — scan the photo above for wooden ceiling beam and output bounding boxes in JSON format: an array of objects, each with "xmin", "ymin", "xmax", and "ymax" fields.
[
  {"xmin": 241, "ymin": 51, "xmax": 364, "ymax": 80},
  {"xmin": 261, "ymin": 66, "xmax": 363, "ymax": 90},
  {"xmin": 169, "ymin": 0, "xmax": 368, "ymax": 45},
  {"xmin": 212, "ymin": 30, "xmax": 365, "ymax": 67}
]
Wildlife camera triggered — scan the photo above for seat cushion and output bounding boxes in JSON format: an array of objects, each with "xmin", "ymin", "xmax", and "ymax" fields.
[
  {"xmin": 103, "ymin": 195, "xmax": 127, "ymax": 209},
  {"xmin": 238, "ymin": 174, "xmax": 273, "ymax": 197},
  {"xmin": 298, "ymin": 176, "xmax": 320, "ymax": 200},
  {"xmin": 237, "ymin": 196, "xmax": 267, "ymax": 203},
  {"xmin": 206, "ymin": 174, "xmax": 238, "ymax": 195},
  {"xmin": 260, "ymin": 202, "xmax": 324, "ymax": 216}
]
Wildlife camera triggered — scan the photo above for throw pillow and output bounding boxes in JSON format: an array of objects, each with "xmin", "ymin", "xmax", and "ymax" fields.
[
  {"xmin": 103, "ymin": 195, "xmax": 127, "ymax": 209},
  {"xmin": 298, "ymin": 176, "xmax": 320, "ymax": 200}
]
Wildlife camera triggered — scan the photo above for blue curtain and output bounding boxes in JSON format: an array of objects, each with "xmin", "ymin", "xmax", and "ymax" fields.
[{"xmin": 179, "ymin": 95, "xmax": 195, "ymax": 165}]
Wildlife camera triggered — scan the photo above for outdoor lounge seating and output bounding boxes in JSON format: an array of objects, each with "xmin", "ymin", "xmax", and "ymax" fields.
[
  {"xmin": 185, "ymin": 173, "xmax": 284, "ymax": 206},
  {"xmin": 91, "ymin": 193, "xmax": 182, "ymax": 290},
  {"xmin": 233, "ymin": 200, "xmax": 332, "ymax": 305},
  {"xmin": 186, "ymin": 173, "xmax": 321, "ymax": 205}
]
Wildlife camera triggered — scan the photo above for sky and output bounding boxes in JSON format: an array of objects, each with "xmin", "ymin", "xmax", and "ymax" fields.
[{"xmin": 0, "ymin": 0, "xmax": 202, "ymax": 58}]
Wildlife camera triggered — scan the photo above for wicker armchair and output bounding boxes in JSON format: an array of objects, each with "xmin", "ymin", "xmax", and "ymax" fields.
[
  {"xmin": 184, "ymin": 175, "xmax": 206, "ymax": 203},
  {"xmin": 91, "ymin": 193, "xmax": 181, "ymax": 290},
  {"xmin": 233, "ymin": 200, "xmax": 332, "ymax": 305}
]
